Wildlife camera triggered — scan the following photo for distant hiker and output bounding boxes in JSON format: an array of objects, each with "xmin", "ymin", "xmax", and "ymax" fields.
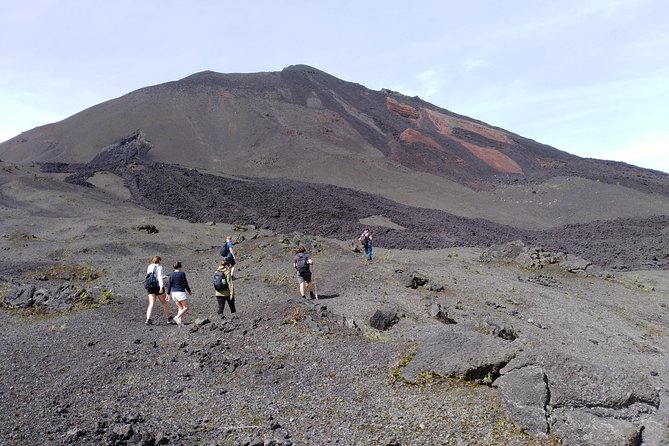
[
  {"xmin": 144, "ymin": 256, "xmax": 172, "ymax": 325},
  {"xmin": 166, "ymin": 261, "xmax": 192, "ymax": 326},
  {"xmin": 214, "ymin": 258, "xmax": 235, "ymax": 318},
  {"xmin": 294, "ymin": 245, "xmax": 316, "ymax": 299},
  {"xmin": 359, "ymin": 228, "xmax": 373, "ymax": 263},
  {"xmin": 219, "ymin": 235, "xmax": 237, "ymax": 278}
]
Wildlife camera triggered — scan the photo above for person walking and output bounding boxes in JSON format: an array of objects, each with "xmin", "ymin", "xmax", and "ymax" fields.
[
  {"xmin": 359, "ymin": 228, "xmax": 373, "ymax": 263},
  {"xmin": 294, "ymin": 245, "xmax": 316, "ymax": 299},
  {"xmin": 145, "ymin": 256, "xmax": 172, "ymax": 325},
  {"xmin": 220, "ymin": 235, "xmax": 237, "ymax": 278},
  {"xmin": 214, "ymin": 258, "xmax": 235, "ymax": 318},
  {"xmin": 166, "ymin": 261, "xmax": 192, "ymax": 326}
]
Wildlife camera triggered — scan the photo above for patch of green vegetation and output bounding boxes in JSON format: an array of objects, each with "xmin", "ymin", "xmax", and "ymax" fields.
[
  {"xmin": 100, "ymin": 288, "xmax": 113, "ymax": 304},
  {"xmin": 34, "ymin": 264, "xmax": 100, "ymax": 281},
  {"xmin": 482, "ymin": 371, "xmax": 494, "ymax": 386},
  {"xmin": 263, "ymin": 273, "xmax": 287, "ymax": 284},
  {"xmin": 282, "ymin": 305, "xmax": 306, "ymax": 325},
  {"xmin": 391, "ymin": 352, "xmax": 415, "ymax": 383},
  {"xmin": 417, "ymin": 371, "xmax": 435, "ymax": 382}
]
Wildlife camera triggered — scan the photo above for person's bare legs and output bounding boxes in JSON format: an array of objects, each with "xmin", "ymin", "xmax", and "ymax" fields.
[
  {"xmin": 158, "ymin": 294, "xmax": 171, "ymax": 318},
  {"xmin": 308, "ymin": 281, "xmax": 317, "ymax": 299},
  {"xmin": 146, "ymin": 294, "xmax": 156, "ymax": 322},
  {"xmin": 174, "ymin": 300, "xmax": 189, "ymax": 325}
]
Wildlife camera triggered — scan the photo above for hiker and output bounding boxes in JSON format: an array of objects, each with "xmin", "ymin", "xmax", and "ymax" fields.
[
  {"xmin": 359, "ymin": 228, "xmax": 373, "ymax": 263},
  {"xmin": 166, "ymin": 261, "xmax": 192, "ymax": 326},
  {"xmin": 145, "ymin": 256, "xmax": 172, "ymax": 325},
  {"xmin": 294, "ymin": 245, "xmax": 316, "ymax": 299},
  {"xmin": 214, "ymin": 258, "xmax": 235, "ymax": 318},
  {"xmin": 220, "ymin": 235, "xmax": 237, "ymax": 278}
]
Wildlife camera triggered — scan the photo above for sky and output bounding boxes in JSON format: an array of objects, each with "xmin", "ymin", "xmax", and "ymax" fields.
[{"xmin": 1, "ymin": 0, "xmax": 668, "ymax": 173}]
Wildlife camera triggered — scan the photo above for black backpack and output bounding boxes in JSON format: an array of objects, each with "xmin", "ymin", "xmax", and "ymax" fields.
[
  {"xmin": 213, "ymin": 270, "xmax": 228, "ymax": 292},
  {"xmin": 295, "ymin": 253, "xmax": 310, "ymax": 273},
  {"xmin": 143, "ymin": 266, "xmax": 160, "ymax": 293}
]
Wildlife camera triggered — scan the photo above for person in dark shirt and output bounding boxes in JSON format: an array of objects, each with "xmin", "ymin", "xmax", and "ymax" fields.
[
  {"xmin": 359, "ymin": 228, "xmax": 373, "ymax": 263},
  {"xmin": 224, "ymin": 235, "xmax": 237, "ymax": 278},
  {"xmin": 294, "ymin": 245, "xmax": 316, "ymax": 299},
  {"xmin": 166, "ymin": 261, "xmax": 192, "ymax": 326}
]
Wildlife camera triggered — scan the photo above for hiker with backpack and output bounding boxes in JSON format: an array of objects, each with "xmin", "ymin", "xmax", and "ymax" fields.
[
  {"xmin": 166, "ymin": 261, "xmax": 192, "ymax": 326},
  {"xmin": 294, "ymin": 245, "xmax": 317, "ymax": 299},
  {"xmin": 144, "ymin": 256, "xmax": 172, "ymax": 325},
  {"xmin": 359, "ymin": 228, "xmax": 373, "ymax": 263},
  {"xmin": 219, "ymin": 235, "xmax": 237, "ymax": 278},
  {"xmin": 213, "ymin": 258, "xmax": 235, "ymax": 318}
]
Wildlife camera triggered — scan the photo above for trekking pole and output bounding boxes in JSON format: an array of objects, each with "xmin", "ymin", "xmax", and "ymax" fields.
[{"xmin": 312, "ymin": 263, "xmax": 319, "ymax": 300}]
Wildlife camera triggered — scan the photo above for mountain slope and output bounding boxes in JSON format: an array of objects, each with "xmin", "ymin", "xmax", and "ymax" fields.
[{"xmin": 1, "ymin": 65, "xmax": 668, "ymax": 231}]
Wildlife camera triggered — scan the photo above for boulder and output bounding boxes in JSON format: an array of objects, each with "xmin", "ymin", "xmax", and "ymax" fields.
[
  {"xmin": 46, "ymin": 284, "xmax": 87, "ymax": 311},
  {"xmin": 428, "ymin": 303, "xmax": 455, "ymax": 324},
  {"xmin": 4, "ymin": 284, "xmax": 35, "ymax": 308},
  {"xmin": 395, "ymin": 270, "xmax": 415, "ymax": 288},
  {"xmin": 133, "ymin": 224, "xmax": 158, "ymax": 234},
  {"xmin": 394, "ymin": 270, "xmax": 429, "ymax": 289},
  {"xmin": 494, "ymin": 366, "xmax": 549, "ymax": 436},
  {"xmin": 642, "ymin": 392, "xmax": 669, "ymax": 446},
  {"xmin": 425, "ymin": 282, "xmax": 445, "ymax": 292},
  {"xmin": 481, "ymin": 240, "xmax": 565, "ymax": 270},
  {"xmin": 369, "ymin": 309, "xmax": 399, "ymax": 331},
  {"xmin": 560, "ymin": 254, "xmax": 591, "ymax": 274},
  {"xmin": 399, "ymin": 325, "xmax": 518, "ymax": 382},
  {"xmin": 551, "ymin": 408, "xmax": 642, "ymax": 446},
  {"xmin": 498, "ymin": 350, "xmax": 660, "ymax": 444},
  {"xmin": 33, "ymin": 288, "xmax": 51, "ymax": 306}
]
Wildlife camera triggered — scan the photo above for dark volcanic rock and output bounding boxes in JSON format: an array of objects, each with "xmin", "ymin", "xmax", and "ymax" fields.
[
  {"xmin": 400, "ymin": 325, "xmax": 519, "ymax": 382},
  {"xmin": 498, "ymin": 350, "xmax": 661, "ymax": 445},
  {"xmin": 38, "ymin": 154, "xmax": 669, "ymax": 271},
  {"xmin": 494, "ymin": 366, "xmax": 550, "ymax": 436},
  {"xmin": 4, "ymin": 284, "xmax": 35, "ymax": 308},
  {"xmin": 369, "ymin": 309, "xmax": 399, "ymax": 331}
]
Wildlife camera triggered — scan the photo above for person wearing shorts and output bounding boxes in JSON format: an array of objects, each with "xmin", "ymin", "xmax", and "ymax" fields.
[
  {"xmin": 166, "ymin": 261, "xmax": 192, "ymax": 326},
  {"xmin": 145, "ymin": 256, "xmax": 172, "ymax": 325},
  {"xmin": 294, "ymin": 245, "xmax": 316, "ymax": 299},
  {"xmin": 224, "ymin": 235, "xmax": 237, "ymax": 278}
]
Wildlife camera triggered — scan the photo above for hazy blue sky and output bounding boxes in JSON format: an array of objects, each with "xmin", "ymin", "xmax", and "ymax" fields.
[{"xmin": 2, "ymin": 0, "xmax": 668, "ymax": 173}]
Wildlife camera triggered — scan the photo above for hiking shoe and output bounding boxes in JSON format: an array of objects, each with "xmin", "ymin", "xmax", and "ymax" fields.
[
  {"xmin": 167, "ymin": 316, "xmax": 174, "ymax": 324},
  {"xmin": 145, "ymin": 319, "xmax": 153, "ymax": 325}
]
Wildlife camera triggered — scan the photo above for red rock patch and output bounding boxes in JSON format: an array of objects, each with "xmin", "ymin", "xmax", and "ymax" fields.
[
  {"xmin": 460, "ymin": 142, "xmax": 523, "ymax": 174},
  {"xmin": 387, "ymin": 98, "xmax": 420, "ymax": 120},
  {"xmin": 399, "ymin": 129, "xmax": 444, "ymax": 151}
]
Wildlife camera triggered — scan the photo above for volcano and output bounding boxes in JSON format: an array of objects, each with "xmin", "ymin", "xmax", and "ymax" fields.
[{"xmin": 2, "ymin": 66, "xmax": 669, "ymax": 445}]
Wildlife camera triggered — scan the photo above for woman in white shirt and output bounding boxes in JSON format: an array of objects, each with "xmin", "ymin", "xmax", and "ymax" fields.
[{"xmin": 145, "ymin": 256, "xmax": 172, "ymax": 325}]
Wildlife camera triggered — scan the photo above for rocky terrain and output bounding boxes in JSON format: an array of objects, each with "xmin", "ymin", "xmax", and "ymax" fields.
[
  {"xmin": 1, "ymin": 158, "xmax": 668, "ymax": 445},
  {"xmin": 1, "ymin": 65, "xmax": 668, "ymax": 445}
]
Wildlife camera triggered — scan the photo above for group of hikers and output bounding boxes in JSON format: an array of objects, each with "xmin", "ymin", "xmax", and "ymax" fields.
[{"xmin": 143, "ymin": 229, "xmax": 373, "ymax": 326}]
